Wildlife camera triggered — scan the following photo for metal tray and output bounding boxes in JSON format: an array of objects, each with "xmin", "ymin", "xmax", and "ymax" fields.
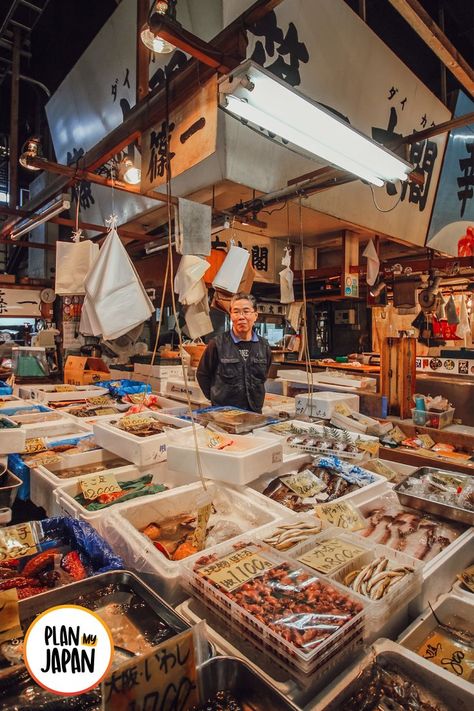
[
  {"xmin": 198, "ymin": 656, "xmax": 301, "ymax": 711},
  {"xmin": 393, "ymin": 466, "xmax": 474, "ymax": 526}
]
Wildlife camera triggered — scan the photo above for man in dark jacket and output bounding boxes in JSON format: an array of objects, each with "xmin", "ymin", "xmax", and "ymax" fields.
[{"xmin": 196, "ymin": 293, "xmax": 272, "ymax": 413}]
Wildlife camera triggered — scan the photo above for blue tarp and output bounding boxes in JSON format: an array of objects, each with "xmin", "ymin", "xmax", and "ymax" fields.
[{"xmin": 95, "ymin": 379, "xmax": 151, "ymax": 398}]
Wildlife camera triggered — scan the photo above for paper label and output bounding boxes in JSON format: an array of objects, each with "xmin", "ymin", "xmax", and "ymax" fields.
[
  {"xmin": 0, "ymin": 589, "xmax": 22, "ymax": 644},
  {"xmin": 23, "ymin": 437, "xmax": 47, "ymax": 454},
  {"xmin": 459, "ymin": 564, "xmax": 474, "ymax": 593},
  {"xmin": 363, "ymin": 459, "xmax": 396, "ymax": 481},
  {"xmin": 298, "ymin": 538, "xmax": 365, "ymax": 574},
  {"xmin": 54, "ymin": 385, "xmax": 76, "ymax": 392},
  {"xmin": 0, "ymin": 522, "xmax": 39, "ymax": 562},
  {"xmin": 356, "ymin": 439, "xmax": 379, "ymax": 456},
  {"xmin": 80, "ymin": 473, "xmax": 122, "ymax": 501},
  {"xmin": 418, "ymin": 434, "xmax": 436, "ymax": 449},
  {"xmin": 93, "ymin": 408, "xmax": 116, "ymax": 416},
  {"xmin": 418, "ymin": 631, "xmax": 474, "ymax": 681},
  {"xmin": 280, "ymin": 469, "xmax": 326, "ymax": 498},
  {"xmin": 198, "ymin": 547, "xmax": 274, "ymax": 592},
  {"xmin": 192, "ymin": 503, "xmax": 212, "ymax": 551},
  {"xmin": 315, "ymin": 501, "xmax": 366, "ymax": 531},
  {"xmin": 389, "ymin": 426, "xmax": 406, "ymax": 444},
  {"xmin": 205, "ymin": 430, "xmax": 234, "ymax": 450},
  {"xmin": 102, "ymin": 628, "xmax": 199, "ymax": 711},
  {"xmin": 24, "ymin": 452, "xmax": 63, "ymax": 467},
  {"xmin": 86, "ymin": 396, "xmax": 111, "ymax": 406},
  {"xmin": 334, "ymin": 403, "xmax": 352, "ymax": 417}
]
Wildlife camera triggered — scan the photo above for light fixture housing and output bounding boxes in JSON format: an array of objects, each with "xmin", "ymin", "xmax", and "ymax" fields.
[
  {"xmin": 219, "ymin": 61, "xmax": 413, "ymax": 187},
  {"xmin": 141, "ymin": 0, "xmax": 177, "ymax": 54},
  {"xmin": 19, "ymin": 137, "xmax": 43, "ymax": 171},
  {"xmin": 118, "ymin": 157, "xmax": 141, "ymax": 185},
  {"xmin": 370, "ymin": 280, "xmax": 387, "ymax": 298},
  {"xmin": 10, "ymin": 194, "xmax": 71, "ymax": 241}
]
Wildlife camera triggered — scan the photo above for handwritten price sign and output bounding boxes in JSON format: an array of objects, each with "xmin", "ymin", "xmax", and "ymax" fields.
[
  {"xmin": 198, "ymin": 547, "xmax": 274, "ymax": 592},
  {"xmin": 315, "ymin": 501, "xmax": 366, "ymax": 531},
  {"xmin": 418, "ymin": 631, "xmax": 474, "ymax": 681},
  {"xmin": 0, "ymin": 523, "xmax": 39, "ymax": 562},
  {"xmin": 298, "ymin": 538, "xmax": 365, "ymax": 574},
  {"xmin": 80, "ymin": 473, "xmax": 122, "ymax": 501},
  {"xmin": 102, "ymin": 627, "xmax": 200, "ymax": 711},
  {"xmin": 280, "ymin": 470, "xmax": 325, "ymax": 498}
]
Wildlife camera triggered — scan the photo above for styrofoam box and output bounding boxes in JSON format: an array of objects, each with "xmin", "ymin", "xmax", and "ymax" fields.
[
  {"xmin": 54, "ymin": 461, "xmax": 188, "ymax": 522},
  {"xmin": 134, "ymin": 363, "xmax": 183, "ymax": 379},
  {"xmin": 29, "ymin": 448, "xmax": 130, "ymax": 515},
  {"xmin": 398, "ymin": 593, "xmax": 474, "ymax": 691},
  {"xmin": 97, "ymin": 482, "xmax": 287, "ymax": 604},
  {"xmin": 166, "ymin": 429, "xmax": 284, "ymax": 485},
  {"xmin": 8, "ymin": 413, "xmax": 91, "ymax": 439},
  {"xmin": 452, "ymin": 578, "xmax": 474, "ymax": 602},
  {"xmin": 0, "ymin": 396, "xmax": 26, "ymax": 407},
  {"xmin": 93, "ymin": 412, "xmax": 197, "ymax": 466},
  {"xmin": 277, "ymin": 369, "xmax": 376, "ymax": 391},
  {"xmin": 262, "ymin": 393, "xmax": 297, "ymax": 418},
  {"xmin": 248, "ymin": 457, "xmax": 388, "ymax": 513},
  {"xmin": 295, "ymin": 392, "xmax": 360, "ymax": 418},
  {"xmin": 165, "ymin": 379, "xmax": 210, "ymax": 406},
  {"xmin": 311, "ymin": 638, "xmax": 473, "ymax": 711},
  {"xmin": 353, "ymin": 492, "xmax": 474, "ymax": 617},
  {"xmin": 28, "ymin": 384, "xmax": 109, "ymax": 403},
  {"xmin": 0, "ymin": 416, "xmax": 26, "ymax": 453}
]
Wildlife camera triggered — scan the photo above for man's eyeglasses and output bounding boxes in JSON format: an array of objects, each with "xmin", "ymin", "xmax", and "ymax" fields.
[{"xmin": 230, "ymin": 309, "xmax": 256, "ymax": 316}]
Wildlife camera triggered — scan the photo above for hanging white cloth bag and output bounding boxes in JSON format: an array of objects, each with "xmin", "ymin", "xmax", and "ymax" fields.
[
  {"xmin": 279, "ymin": 247, "xmax": 295, "ymax": 304},
  {"xmin": 212, "ymin": 244, "xmax": 250, "ymax": 294},
  {"xmin": 55, "ymin": 230, "xmax": 99, "ymax": 295}
]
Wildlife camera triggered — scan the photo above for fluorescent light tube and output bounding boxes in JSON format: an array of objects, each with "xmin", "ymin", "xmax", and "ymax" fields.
[
  {"xmin": 220, "ymin": 62, "xmax": 412, "ymax": 187},
  {"xmin": 10, "ymin": 195, "xmax": 71, "ymax": 241}
]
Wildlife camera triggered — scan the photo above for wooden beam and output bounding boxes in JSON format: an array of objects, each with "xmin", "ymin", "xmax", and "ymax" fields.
[
  {"xmin": 387, "ymin": 0, "xmax": 474, "ymax": 97},
  {"xmin": 8, "ymin": 28, "xmax": 20, "ymax": 210},
  {"xmin": 399, "ymin": 111, "xmax": 474, "ymax": 145},
  {"xmin": 0, "ymin": 238, "xmax": 55, "ymax": 251}
]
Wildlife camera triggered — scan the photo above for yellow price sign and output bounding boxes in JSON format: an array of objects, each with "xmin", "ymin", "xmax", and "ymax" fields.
[
  {"xmin": 389, "ymin": 426, "xmax": 407, "ymax": 444},
  {"xmin": 0, "ymin": 523, "xmax": 39, "ymax": 562},
  {"xmin": 315, "ymin": 501, "xmax": 366, "ymax": 531},
  {"xmin": 298, "ymin": 537, "xmax": 365, "ymax": 574},
  {"xmin": 55, "ymin": 385, "xmax": 76, "ymax": 392},
  {"xmin": 280, "ymin": 470, "xmax": 325, "ymax": 498},
  {"xmin": 0, "ymin": 589, "xmax": 22, "ymax": 644},
  {"xmin": 102, "ymin": 627, "xmax": 200, "ymax": 711},
  {"xmin": 22, "ymin": 437, "xmax": 47, "ymax": 455},
  {"xmin": 80, "ymin": 473, "xmax": 122, "ymax": 501},
  {"xmin": 418, "ymin": 630, "xmax": 474, "ymax": 681},
  {"xmin": 356, "ymin": 439, "xmax": 379, "ymax": 456},
  {"xmin": 334, "ymin": 403, "xmax": 352, "ymax": 417},
  {"xmin": 197, "ymin": 547, "xmax": 274, "ymax": 592},
  {"xmin": 192, "ymin": 503, "xmax": 212, "ymax": 552},
  {"xmin": 86, "ymin": 396, "xmax": 111, "ymax": 406}
]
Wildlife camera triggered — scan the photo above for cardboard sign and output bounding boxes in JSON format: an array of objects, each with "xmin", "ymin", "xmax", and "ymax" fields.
[
  {"xmin": 298, "ymin": 538, "xmax": 365, "ymax": 574},
  {"xmin": 418, "ymin": 630, "xmax": 474, "ymax": 681},
  {"xmin": 80, "ymin": 473, "xmax": 122, "ymax": 501},
  {"xmin": 192, "ymin": 502, "xmax": 212, "ymax": 552},
  {"xmin": 102, "ymin": 627, "xmax": 200, "ymax": 711},
  {"xmin": 0, "ymin": 589, "xmax": 22, "ymax": 644},
  {"xmin": 198, "ymin": 547, "xmax": 274, "ymax": 592},
  {"xmin": 315, "ymin": 501, "xmax": 366, "ymax": 531},
  {"xmin": 334, "ymin": 403, "xmax": 353, "ymax": 417},
  {"xmin": 363, "ymin": 459, "xmax": 397, "ymax": 482},
  {"xmin": 22, "ymin": 437, "xmax": 47, "ymax": 455},
  {"xmin": 280, "ymin": 470, "xmax": 326, "ymax": 498},
  {"xmin": 0, "ymin": 523, "xmax": 39, "ymax": 562},
  {"xmin": 389, "ymin": 426, "xmax": 407, "ymax": 444},
  {"xmin": 356, "ymin": 439, "xmax": 379, "ymax": 456}
]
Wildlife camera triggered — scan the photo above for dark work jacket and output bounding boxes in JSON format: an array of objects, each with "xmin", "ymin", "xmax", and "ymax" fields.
[{"xmin": 197, "ymin": 332, "xmax": 271, "ymax": 413}]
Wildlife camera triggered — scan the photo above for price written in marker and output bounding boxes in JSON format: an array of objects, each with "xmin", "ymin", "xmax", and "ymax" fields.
[
  {"xmin": 280, "ymin": 470, "xmax": 326, "ymax": 498},
  {"xmin": 298, "ymin": 538, "xmax": 365, "ymax": 574},
  {"xmin": 192, "ymin": 502, "xmax": 212, "ymax": 552},
  {"xmin": 315, "ymin": 501, "xmax": 366, "ymax": 531},
  {"xmin": 80, "ymin": 473, "xmax": 122, "ymax": 501},
  {"xmin": 102, "ymin": 627, "xmax": 200, "ymax": 711},
  {"xmin": 198, "ymin": 547, "xmax": 274, "ymax": 592},
  {"xmin": 22, "ymin": 437, "xmax": 47, "ymax": 455},
  {"xmin": 418, "ymin": 630, "xmax": 474, "ymax": 681},
  {"xmin": 0, "ymin": 523, "xmax": 39, "ymax": 562}
]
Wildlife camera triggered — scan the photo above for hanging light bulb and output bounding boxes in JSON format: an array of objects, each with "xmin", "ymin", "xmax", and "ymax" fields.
[
  {"xmin": 141, "ymin": 0, "xmax": 176, "ymax": 54},
  {"xmin": 19, "ymin": 137, "xmax": 43, "ymax": 170},
  {"xmin": 118, "ymin": 157, "xmax": 141, "ymax": 185}
]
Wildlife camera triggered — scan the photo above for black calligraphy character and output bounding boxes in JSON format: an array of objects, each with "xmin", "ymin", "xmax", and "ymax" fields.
[
  {"xmin": 0, "ymin": 290, "xmax": 7, "ymax": 315},
  {"xmin": 103, "ymin": 671, "xmax": 122, "ymax": 702},
  {"xmin": 250, "ymin": 11, "xmax": 284, "ymax": 65},
  {"xmin": 387, "ymin": 86, "xmax": 398, "ymax": 100},
  {"xmin": 401, "ymin": 138, "xmax": 438, "ymax": 211},
  {"xmin": 119, "ymin": 665, "xmax": 139, "ymax": 692},
  {"xmin": 252, "ymin": 245, "xmax": 269, "ymax": 272},
  {"xmin": 441, "ymin": 650, "xmax": 465, "ymax": 676},
  {"xmin": 176, "ymin": 642, "xmax": 191, "ymax": 667},
  {"xmin": 400, "ymin": 97, "xmax": 407, "ymax": 110},
  {"xmin": 141, "ymin": 691, "xmax": 159, "ymax": 710},
  {"xmin": 66, "ymin": 147, "xmax": 85, "ymax": 167},
  {"xmin": 123, "ymin": 67, "xmax": 130, "ymax": 89},
  {"xmin": 457, "ymin": 141, "xmax": 474, "ymax": 217},
  {"xmin": 249, "ymin": 11, "xmax": 309, "ymax": 87},
  {"xmin": 156, "ymin": 645, "xmax": 177, "ymax": 675},
  {"xmin": 420, "ymin": 114, "xmax": 427, "ymax": 128},
  {"xmin": 146, "ymin": 120, "xmax": 176, "ymax": 183},
  {"xmin": 423, "ymin": 642, "xmax": 442, "ymax": 659},
  {"xmin": 149, "ymin": 50, "xmax": 187, "ymax": 91},
  {"xmin": 372, "ymin": 107, "xmax": 404, "ymax": 196},
  {"xmin": 111, "ymin": 78, "xmax": 118, "ymax": 102},
  {"xmin": 78, "ymin": 181, "xmax": 95, "ymax": 210},
  {"xmin": 211, "ymin": 234, "xmax": 228, "ymax": 251},
  {"xmin": 430, "ymin": 121, "xmax": 436, "ymax": 127}
]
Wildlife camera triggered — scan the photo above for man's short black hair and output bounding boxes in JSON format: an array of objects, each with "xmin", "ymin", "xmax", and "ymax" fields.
[{"xmin": 230, "ymin": 293, "xmax": 257, "ymax": 310}]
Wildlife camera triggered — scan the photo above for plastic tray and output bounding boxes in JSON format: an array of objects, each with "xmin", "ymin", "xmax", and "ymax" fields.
[
  {"xmin": 180, "ymin": 405, "xmax": 281, "ymax": 434},
  {"xmin": 92, "ymin": 411, "xmax": 196, "ymax": 466},
  {"xmin": 166, "ymin": 429, "xmax": 283, "ymax": 485},
  {"xmin": 452, "ymin": 577, "xmax": 474, "ymax": 602},
  {"xmin": 165, "ymin": 378, "xmax": 210, "ymax": 405},
  {"xmin": 182, "ymin": 542, "xmax": 368, "ymax": 677},
  {"xmin": 411, "ymin": 406, "xmax": 455, "ymax": 429},
  {"xmin": 98, "ymin": 482, "xmax": 286, "ymax": 605},
  {"xmin": 0, "ymin": 415, "xmax": 26, "ymax": 453},
  {"xmin": 312, "ymin": 638, "xmax": 473, "ymax": 711},
  {"xmin": 13, "ymin": 415, "xmax": 91, "ymax": 440},
  {"xmin": 0, "ymin": 469, "xmax": 22, "ymax": 507},
  {"xmin": 28, "ymin": 384, "xmax": 109, "ymax": 403},
  {"xmin": 398, "ymin": 593, "xmax": 474, "ymax": 688}
]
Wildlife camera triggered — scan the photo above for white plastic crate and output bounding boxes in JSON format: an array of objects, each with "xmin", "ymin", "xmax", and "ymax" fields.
[
  {"xmin": 134, "ymin": 363, "xmax": 183, "ymax": 379},
  {"xmin": 10, "ymin": 414, "xmax": 91, "ymax": 439},
  {"xmin": 262, "ymin": 393, "xmax": 297, "ymax": 418},
  {"xmin": 92, "ymin": 411, "xmax": 196, "ymax": 466},
  {"xmin": 0, "ymin": 415, "xmax": 26, "ymax": 453},
  {"xmin": 28, "ymin": 384, "xmax": 109, "ymax": 403},
  {"xmin": 398, "ymin": 593, "xmax": 474, "ymax": 689},
  {"xmin": 29, "ymin": 448, "xmax": 130, "ymax": 515},
  {"xmin": 165, "ymin": 379, "xmax": 210, "ymax": 405},
  {"xmin": 295, "ymin": 392, "xmax": 359, "ymax": 418},
  {"xmin": 166, "ymin": 429, "xmax": 283, "ymax": 485},
  {"xmin": 98, "ymin": 482, "xmax": 286, "ymax": 604},
  {"xmin": 311, "ymin": 638, "xmax": 473, "ymax": 711},
  {"xmin": 54, "ymin": 461, "xmax": 184, "ymax": 522}
]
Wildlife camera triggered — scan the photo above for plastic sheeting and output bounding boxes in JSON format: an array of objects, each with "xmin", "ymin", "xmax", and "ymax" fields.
[{"xmin": 95, "ymin": 379, "xmax": 152, "ymax": 398}]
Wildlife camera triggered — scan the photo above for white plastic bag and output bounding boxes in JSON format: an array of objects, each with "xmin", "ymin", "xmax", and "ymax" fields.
[
  {"xmin": 212, "ymin": 245, "xmax": 250, "ymax": 294},
  {"xmin": 184, "ymin": 296, "xmax": 213, "ymax": 339},
  {"xmin": 279, "ymin": 247, "xmax": 294, "ymax": 304},
  {"xmin": 55, "ymin": 239, "xmax": 99, "ymax": 295},
  {"xmin": 174, "ymin": 255, "xmax": 209, "ymax": 305}
]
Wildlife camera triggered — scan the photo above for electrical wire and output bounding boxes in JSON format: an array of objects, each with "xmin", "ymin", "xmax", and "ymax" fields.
[
  {"xmin": 369, "ymin": 183, "xmax": 402, "ymax": 213},
  {"xmin": 261, "ymin": 199, "xmax": 288, "ymax": 216}
]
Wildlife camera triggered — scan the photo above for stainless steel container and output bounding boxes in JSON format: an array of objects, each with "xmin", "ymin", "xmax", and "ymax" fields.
[{"xmin": 393, "ymin": 467, "xmax": 474, "ymax": 526}]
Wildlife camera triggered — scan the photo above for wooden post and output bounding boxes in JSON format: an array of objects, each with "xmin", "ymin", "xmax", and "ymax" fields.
[
  {"xmin": 381, "ymin": 336, "xmax": 417, "ymax": 419},
  {"xmin": 341, "ymin": 230, "xmax": 359, "ymax": 298},
  {"xmin": 9, "ymin": 28, "xmax": 20, "ymax": 210}
]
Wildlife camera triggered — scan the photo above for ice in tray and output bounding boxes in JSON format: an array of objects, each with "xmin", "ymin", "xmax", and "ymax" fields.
[{"xmin": 184, "ymin": 542, "xmax": 367, "ymax": 673}]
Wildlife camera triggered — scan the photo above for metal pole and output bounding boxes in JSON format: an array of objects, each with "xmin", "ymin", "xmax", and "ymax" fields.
[{"xmin": 9, "ymin": 28, "xmax": 20, "ymax": 210}]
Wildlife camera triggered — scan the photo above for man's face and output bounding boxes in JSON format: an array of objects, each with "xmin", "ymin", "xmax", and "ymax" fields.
[{"xmin": 230, "ymin": 299, "xmax": 258, "ymax": 337}]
